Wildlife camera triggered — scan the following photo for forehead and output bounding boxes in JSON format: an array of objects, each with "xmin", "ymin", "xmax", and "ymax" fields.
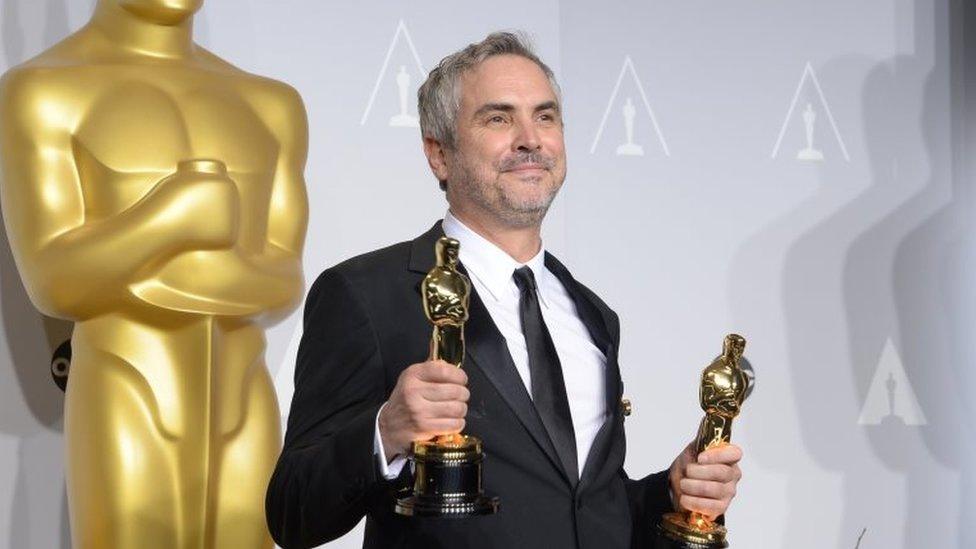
[{"xmin": 459, "ymin": 54, "xmax": 557, "ymax": 108}]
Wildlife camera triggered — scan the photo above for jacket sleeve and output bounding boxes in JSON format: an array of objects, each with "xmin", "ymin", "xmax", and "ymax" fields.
[
  {"xmin": 265, "ymin": 267, "xmax": 389, "ymax": 548},
  {"xmin": 623, "ymin": 467, "xmax": 673, "ymax": 546}
]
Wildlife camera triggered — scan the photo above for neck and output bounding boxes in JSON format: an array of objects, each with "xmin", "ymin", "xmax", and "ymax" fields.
[
  {"xmin": 449, "ymin": 206, "xmax": 543, "ymax": 264},
  {"xmin": 89, "ymin": 1, "xmax": 195, "ymax": 58}
]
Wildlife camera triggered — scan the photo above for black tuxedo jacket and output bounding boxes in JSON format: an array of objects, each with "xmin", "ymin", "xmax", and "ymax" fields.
[{"xmin": 266, "ymin": 222, "xmax": 672, "ymax": 549}]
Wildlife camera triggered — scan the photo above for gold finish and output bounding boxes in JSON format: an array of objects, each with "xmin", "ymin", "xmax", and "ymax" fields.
[
  {"xmin": 419, "ymin": 236, "xmax": 470, "ymax": 448},
  {"xmin": 0, "ymin": 1, "xmax": 309, "ymax": 547},
  {"xmin": 694, "ymin": 334, "xmax": 747, "ymax": 454},
  {"xmin": 660, "ymin": 334, "xmax": 750, "ymax": 548},
  {"xmin": 621, "ymin": 397, "xmax": 633, "ymax": 417},
  {"xmin": 413, "ymin": 436, "xmax": 483, "ymax": 463},
  {"xmin": 422, "ymin": 236, "xmax": 470, "ymax": 368}
]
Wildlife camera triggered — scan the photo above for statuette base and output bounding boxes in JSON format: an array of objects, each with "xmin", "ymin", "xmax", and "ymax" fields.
[
  {"xmin": 657, "ymin": 512, "xmax": 728, "ymax": 549},
  {"xmin": 394, "ymin": 435, "xmax": 500, "ymax": 518}
]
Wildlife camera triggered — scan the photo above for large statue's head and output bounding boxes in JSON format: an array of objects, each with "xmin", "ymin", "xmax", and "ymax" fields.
[
  {"xmin": 117, "ymin": 0, "xmax": 203, "ymax": 25},
  {"xmin": 419, "ymin": 32, "xmax": 567, "ymax": 230}
]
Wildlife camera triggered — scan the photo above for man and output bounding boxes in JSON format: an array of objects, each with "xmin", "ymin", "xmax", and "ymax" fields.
[{"xmin": 266, "ymin": 32, "xmax": 741, "ymax": 549}]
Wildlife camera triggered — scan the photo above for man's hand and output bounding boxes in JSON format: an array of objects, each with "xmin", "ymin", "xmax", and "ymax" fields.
[
  {"xmin": 378, "ymin": 360, "xmax": 470, "ymax": 460},
  {"xmin": 669, "ymin": 441, "xmax": 742, "ymax": 519}
]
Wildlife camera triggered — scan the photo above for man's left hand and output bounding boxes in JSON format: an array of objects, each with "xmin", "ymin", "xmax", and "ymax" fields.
[{"xmin": 668, "ymin": 441, "xmax": 742, "ymax": 519}]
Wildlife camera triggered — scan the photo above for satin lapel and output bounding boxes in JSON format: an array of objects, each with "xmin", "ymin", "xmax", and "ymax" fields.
[
  {"xmin": 544, "ymin": 254, "xmax": 612, "ymax": 356},
  {"xmin": 463, "ymin": 285, "xmax": 570, "ymax": 484},
  {"xmin": 407, "ymin": 221, "xmax": 445, "ymax": 274},
  {"xmin": 544, "ymin": 253, "xmax": 622, "ymax": 486}
]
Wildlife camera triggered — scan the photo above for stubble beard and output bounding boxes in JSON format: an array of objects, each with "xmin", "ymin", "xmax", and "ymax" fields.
[{"xmin": 449, "ymin": 150, "xmax": 563, "ymax": 229}]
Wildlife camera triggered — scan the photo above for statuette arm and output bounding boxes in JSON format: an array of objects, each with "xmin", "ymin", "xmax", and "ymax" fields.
[
  {"xmin": 0, "ymin": 70, "xmax": 238, "ymax": 319},
  {"xmin": 242, "ymin": 83, "xmax": 309, "ymax": 320}
]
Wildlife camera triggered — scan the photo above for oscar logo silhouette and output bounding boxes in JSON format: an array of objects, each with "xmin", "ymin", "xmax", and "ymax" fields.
[
  {"xmin": 395, "ymin": 236, "xmax": 500, "ymax": 517},
  {"xmin": 389, "ymin": 65, "xmax": 419, "ymax": 127},
  {"xmin": 616, "ymin": 97, "xmax": 644, "ymax": 156},
  {"xmin": 0, "ymin": 1, "xmax": 309, "ymax": 547},
  {"xmin": 796, "ymin": 103, "xmax": 824, "ymax": 161},
  {"xmin": 658, "ymin": 334, "xmax": 751, "ymax": 549}
]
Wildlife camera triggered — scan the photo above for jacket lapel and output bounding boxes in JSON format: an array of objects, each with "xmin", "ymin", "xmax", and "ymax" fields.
[
  {"xmin": 544, "ymin": 253, "xmax": 622, "ymax": 486},
  {"xmin": 464, "ymin": 288, "xmax": 569, "ymax": 483}
]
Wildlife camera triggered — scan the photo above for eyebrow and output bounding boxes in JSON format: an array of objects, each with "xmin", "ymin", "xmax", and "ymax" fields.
[
  {"xmin": 535, "ymin": 101, "xmax": 560, "ymax": 114},
  {"xmin": 472, "ymin": 101, "xmax": 561, "ymax": 118}
]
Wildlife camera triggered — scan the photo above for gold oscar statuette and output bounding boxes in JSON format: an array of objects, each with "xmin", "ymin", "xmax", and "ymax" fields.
[
  {"xmin": 0, "ymin": 1, "xmax": 308, "ymax": 547},
  {"xmin": 658, "ymin": 334, "xmax": 751, "ymax": 549},
  {"xmin": 394, "ymin": 236, "xmax": 500, "ymax": 517}
]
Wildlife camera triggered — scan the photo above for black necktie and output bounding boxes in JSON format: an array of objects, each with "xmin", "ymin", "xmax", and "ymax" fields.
[{"xmin": 512, "ymin": 266, "xmax": 578, "ymax": 482}]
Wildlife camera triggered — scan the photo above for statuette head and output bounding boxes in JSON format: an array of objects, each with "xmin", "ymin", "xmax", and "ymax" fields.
[
  {"xmin": 700, "ymin": 334, "xmax": 749, "ymax": 418},
  {"xmin": 435, "ymin": 237, "xmax": 461, "ymax": 268}
]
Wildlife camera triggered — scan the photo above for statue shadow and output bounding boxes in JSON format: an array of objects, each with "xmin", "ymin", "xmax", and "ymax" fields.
[
  {"xmin": 728, "ymin": 1, "xmax": 966, "ymax": 547},
  {"xmin": 1, "ymin": 0, "xmax": 93, "ymax": 547},
  {"xmin": 888, "ymin": 0, "xmax": 976, "ymax": 544}
]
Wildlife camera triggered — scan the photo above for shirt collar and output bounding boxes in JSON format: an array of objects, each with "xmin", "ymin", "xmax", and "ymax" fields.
[{"xmin": 442, "ymin": 211, "xmax": 550, "ymax": 307}]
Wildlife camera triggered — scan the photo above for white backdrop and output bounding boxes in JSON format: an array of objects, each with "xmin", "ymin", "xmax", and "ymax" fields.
[{"xmin": 0, "ymin": 1, "xmax": 973, "ymax": 547}]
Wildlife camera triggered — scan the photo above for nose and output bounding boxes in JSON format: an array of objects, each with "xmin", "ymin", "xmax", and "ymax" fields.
[{"xmin": 513, "ymin": 117, "xmax": 541, "ymax": 152}]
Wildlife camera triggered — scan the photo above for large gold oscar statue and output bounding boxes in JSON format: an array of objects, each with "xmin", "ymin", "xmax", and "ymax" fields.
[{"xmin": 0, "ymin": 1, "xmax": 309, "ymax": 547}]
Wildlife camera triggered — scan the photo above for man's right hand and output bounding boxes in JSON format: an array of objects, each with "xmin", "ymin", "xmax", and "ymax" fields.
[{"xmin": 378, "ymin": 360, "xmax": 470, "ymax": 460}]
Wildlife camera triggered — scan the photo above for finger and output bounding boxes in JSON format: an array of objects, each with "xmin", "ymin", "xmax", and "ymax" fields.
[
  {"xmin": 422, "ymin": 400, "xmax": 468, "ymax": 420},
  {"xmin": 685, "ymin": 463, "xmax": 737, "ymax": 483},
  {"xmin": 678, "ymin": 495, "xmax": 726, "ymax": 519},
  {"xmin": 420, "ymin": 383, "xmax": 470, "ymax": 402},
  {"xmin": 698, "ymin": 444, "xmax": 742, "ymax": 465},
  {"xmin": 423, "ymin": 418, "xmax": 465, "ymax": 436},
  {"xmin": 679, "ymin": 478, "xmax": 735, "ymax": 501},
  {"xmin": 416, "ymin": 361, "xmax": 468, "ymax": 384}
]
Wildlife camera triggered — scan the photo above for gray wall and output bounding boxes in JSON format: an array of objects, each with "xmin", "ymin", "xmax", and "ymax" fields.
[{"xmin": 1, "ymin": 1, "xmax": 973, "ymax": 547}]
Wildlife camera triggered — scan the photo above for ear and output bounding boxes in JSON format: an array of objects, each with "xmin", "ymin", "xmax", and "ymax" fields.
[{"xmin": 423, "ymin": 136, "xmax": 451, "ymax": 183}]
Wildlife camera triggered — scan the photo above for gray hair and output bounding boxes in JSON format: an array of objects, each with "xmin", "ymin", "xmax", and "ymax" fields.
[{"xmin": 418, "ymin": 31, "xmax": 561, "ymax": 151}]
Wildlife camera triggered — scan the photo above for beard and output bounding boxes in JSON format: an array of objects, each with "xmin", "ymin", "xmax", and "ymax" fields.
[{"xmin": 449, "ymin": 149, "xmax": 565, "ymax": 229}]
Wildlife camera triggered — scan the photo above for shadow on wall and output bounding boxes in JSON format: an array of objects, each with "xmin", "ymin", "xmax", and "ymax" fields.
[
  {"xmin": 889, "ymin": 0, "xmax": 976, "ymax": 544},
  {"xmin": 730, "ymin": 0, "xmax": 970, "ymax": 548},
  {"xmin": 0, "ymin": 0, "xmax": 93, "ymax": 547}
]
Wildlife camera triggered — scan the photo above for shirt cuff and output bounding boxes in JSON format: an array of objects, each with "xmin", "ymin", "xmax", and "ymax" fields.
[{"xmin": 374, "ymin": 402, "xmax": 408, "ymax": 480}]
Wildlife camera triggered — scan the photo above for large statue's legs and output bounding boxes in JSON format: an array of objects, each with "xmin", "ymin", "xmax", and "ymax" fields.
[
  {"xmin": 65, "ymin": 348, "xmax": 182, "ymax": 549},
  {"xmin": 209, "ymin": 320, "xmax": 279, "ymax": 548},
  {"xmin": 210, "ymin": 362, "xmax": 279, "ymax": 548},
  {"xmin": 64, "ymin": 319, "xmax": 280, "ymax": 548}
]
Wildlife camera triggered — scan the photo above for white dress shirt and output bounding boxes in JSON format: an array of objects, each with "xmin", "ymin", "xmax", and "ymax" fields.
[{"xmin": 374, "ymin": 211, "xmax": 608, "ymax": 479}]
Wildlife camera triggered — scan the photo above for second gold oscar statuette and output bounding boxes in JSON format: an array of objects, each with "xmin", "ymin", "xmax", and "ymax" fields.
[{"xmin": 656, "ymin": 334, "xmax": 752, "ymax": 549}]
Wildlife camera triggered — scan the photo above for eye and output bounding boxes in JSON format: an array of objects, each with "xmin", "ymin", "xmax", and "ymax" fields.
[
  {"xmin": 487, "ymin": 114, "xmax": 508, "ymax": 125},
  {"xmin": 538, "ymin": 111, "xmax": 560, "ymax": 124}
]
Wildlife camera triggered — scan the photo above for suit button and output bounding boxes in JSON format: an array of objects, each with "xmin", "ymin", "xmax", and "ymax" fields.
[{"xmin": 621, "ymin": 398, "xmax": 633, "ymax": 417}]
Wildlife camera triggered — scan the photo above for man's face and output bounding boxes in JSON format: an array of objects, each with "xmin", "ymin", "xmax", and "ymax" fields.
[
  {"xmin": 444, "ymin": 54, "xmax": 567, "ymax": 229},
  {"xmin": 118, "ymin": 0, "xmax": 203, "ymax": 24}
]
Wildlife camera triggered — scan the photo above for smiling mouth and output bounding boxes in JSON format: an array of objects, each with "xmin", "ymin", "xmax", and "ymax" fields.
[{"xmin": 505, "ymin": 164, "xmax": 547, "ymax": 172}]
